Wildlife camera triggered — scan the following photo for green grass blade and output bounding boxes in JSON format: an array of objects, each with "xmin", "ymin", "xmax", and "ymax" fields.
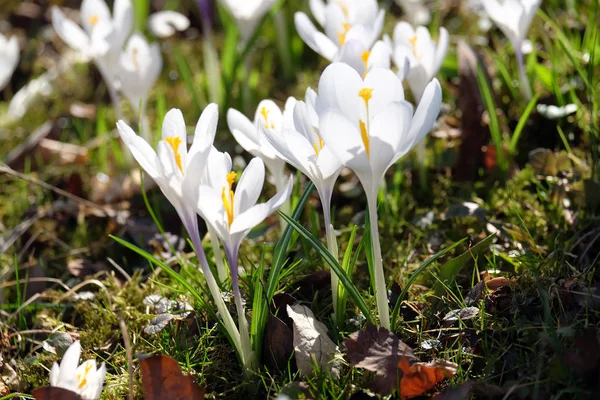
[
  {"xmin": 390, "ymin": 238, "xmax": 466, "ymax": 331},
  {"xmin": 265, "ymin": 182, "xmax": 314, "ymax": 301},
  {"xmin": 336, "ymin": 225, "xmax": 358, "ymax": 328},
  {"xmin": 509, "ymin": 93, "xmax": 540, "ymax": 154},
  {"xmin": 278, "ymin": 211, "xmax": 373, "ymax": 324}
]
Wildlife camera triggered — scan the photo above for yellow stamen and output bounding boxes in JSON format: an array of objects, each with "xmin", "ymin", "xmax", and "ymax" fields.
[
  {"xmin": 358, "ymin": 87, "xmax": 373, "ymax": 106},
  {"xmin": 338, "ymin": 23, "xmax": 351, "ymax": 46},
  {"xmin": 360, "ymin": 50, "xmax": 370, "ymax": 78},
  {"xmin": 260, "ymin": 106, "xmax": 270, "ymax": 127},
  {"xmin": 359, "ymin": 120, "xmax": 370, "ymax": 159},
  {"xmin": 313, "ymin": 137, "xmax": 324, "ymax": 155},
  {"xmin": 409, "ymin": 35, "xmax": 419, "ymax": 57},
  {"xmin": 88, "ymin": 15, "xmax": 99, "ymax": 26},
  {"xmin": 77, "ymin": 362, "xmax": 93, "ymax": 389},
  {"xmin": 165, "ymin": 137, "xmax": 183, "ymax": 172},
  {"xmin": 222, "ymin": 172, "xmax": 237, "ymax": 227}
]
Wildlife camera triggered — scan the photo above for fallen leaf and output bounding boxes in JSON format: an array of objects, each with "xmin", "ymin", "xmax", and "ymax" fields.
[
  {"xmin": 32, "ymin": 387, "xmax": 81, "ymax": 400},
  {"xmin": 344, "ymin": 325, "xmax": 457, "ymax": 397},
  {"xmin": 38, "ymin": 139, "xmax": 88, "ymax": 166},
  {"xmin": 343, "ymin": 325, "xmax": 417, "ymax": 395},
  {"xmin": 286, "ymin": 304, "xmax": 338, "ymax": 376},
  {"xmin": 42, "ymin": 332, "xmax": 74, "ymax": 356},
  {"xmin": 262, "ymin": 313, "xmax": 294, "ymax": 371},
  {"xmin": 398, "ymin": 358, "xmax": 457, "ymax": 399},
  {"xmin": 139, "ymin": 355, "xmax": 205, "ymax": 400},
  {"xmin": 465, "ymin": 281, "xmax": 486, "ymax": 306},
  {"xmin": 485, "ymin": 277, "xmax": 511, "ymax": 291},
  {"xmin": 442, "ymin": 307, "xmax": 480, "ymax": 323},
  {"xmin": 144, "ymin": 314, "xmax": 175, "ymax": 335}
]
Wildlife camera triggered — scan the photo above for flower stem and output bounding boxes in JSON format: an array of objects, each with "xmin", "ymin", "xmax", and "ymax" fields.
[
  {"xmin": 322, "ymin": 192, "xmax": 339, "ymax": 321},
  {"xmin": 185, "ymin": 216, "xmax": 243, "ymax": 361},
  {"xmin": 515, "ymin": 45, "xmax": 532, "ymax": 101},
  {"xmin": 226, "ymin": 247, "xmax": 256, "ymax": 373},
  {"xmin": 274, "ymin": 170, "xmax": 290, "ymax": 229},
  {"xmin": 366, "ymin": 193, "xmax": 390, "ymax": 329},
  {"xmin": 207, "ymin": 225, "xmax": 228, "ymax": 284}
]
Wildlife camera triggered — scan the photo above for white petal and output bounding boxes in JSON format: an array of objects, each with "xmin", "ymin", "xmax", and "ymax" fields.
[
  {"xmin": 81, "ymin": 0, "xmax": 111, "ymax": 34},
  {"xmin": 230, "ymin": 175, "xmax": 293, "ymax": 235},
  {"xmin": 188, "ymin": 103, "xmax": 218, "ymax": 164},
  {"xmin": 112, "ymin": 0, "xmax": 133, "ymax": 46},
  {"xmin": 433, "ymin": 27, "xmax": 449, "ymax": 76},
  {"xmin": 234, "ymin": 157, "xmax": 265, "ymax": 216},
  {"xmin": 49, "ymin": 363, "xmax": 60, "ymax": 387},
  {"xmin": 161, "ymin": 108, "xmax": 188, "ymax": 168},
  {"xmin": 56, "ymin": 341, "xmax": 81, "ymax": 386},
  {"xmin": 393, "ymin": 21, "xmax": 415, "ymax": 45},
  {"xmin": 402, "ymin": 78, "xmax": 441, "ymax": 156},
  {"xmin": 227, "ymin": 108, "xmax": 260, "ymax": 154},
  {"xmin": 363, "ymin": 67, "xmax": 405, "ymax": 116},
  {"xmin": 148, "ymin": 11, "xmax": 190, "ymax": 38},
  {"xmin": 315, "ymin": 62, "xmax": 362, "ymax": 124},
  {"xmin": 318, "ymin": 111, "xmax": 370, "ymax": 173},
  {"xmin": 51, "ymin": 7, "xmax": 90, "ymax": 52},
  {"xmin": 309, "ymin": 0, "xmax": 326, "ymax": 26},
  {"xmin": 294, "ymin": 12, "xmax": 338, "ymax": 61},
  {"xmin": 117, "ymin": 120, "xmax": 161, "ymax": 178}
]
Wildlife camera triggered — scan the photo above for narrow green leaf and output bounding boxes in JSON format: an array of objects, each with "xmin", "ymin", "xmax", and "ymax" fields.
[
  {"xmin": 390, "ymin": 238, "xmax": 466, "ymax": 330},
  {"xmin": 510, "ymin": 94, "xmax": 540, "ymax": 154},
  {"xmin": 278, "ymin": 211, "xmax": 373, "ymax": 324}
]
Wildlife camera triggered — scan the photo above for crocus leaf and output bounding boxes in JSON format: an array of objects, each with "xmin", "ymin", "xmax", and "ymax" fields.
[{"xmin": 140, "ymin": 355, "xmax": 205, "ymax": 400}]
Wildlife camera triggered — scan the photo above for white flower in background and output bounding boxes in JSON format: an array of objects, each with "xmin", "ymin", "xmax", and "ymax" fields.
[
  {"xmin": 537, "ymin": 103, "xmax": 578, "ymax": 120},
  {"xmin": 218, "ymin": 0, "xmax": 278, "ymax": 44},
  {"xmin": 118, "ymin": 33, "xmax": 162, "ymax": 114},
  {"xmin": 51, "ymin": 0, "xmax": 133, "ymax": 77},
  {"xmin": 294, "ymin": 0, "xmax": 384, "ymax": 64},
  {"xmin": 481, "ymin": 0, "xmax": 541, "ymax": 99},
  {"xmin": 196, "ymin": 154, "xmax": 293, "ymax": 371},
  {"xmin": 391, "ymin": 22, "xmax": 449, "ymax": 101},
  {"xmin": 482, "ymin": 0, "xmax": 541, "ymax": 49},
  {"xmin": 394, "ymin": 0, "xmax": 431, "ymax": 26},
  {"xmin": 314, "ymin": 63, "xmax": 442, "ymax": 328},
  {"xmin": 0, "ymin": 33, "xmax": 19, "ymax": 91},
  {"xmin": 227, "ymin": 100, "xmax": 291, "ymax": 198},
  {"xmin": 49, "ymin": 341, "xmax": 106, "ymax": 400},
  {"xmin": 148, "ymin": 11, "xmax": 190, "ymax": 38},
  {"xmin": 51, "ymin": 0, "xmax": 133, "ymax": 117},
  {"xmin": 338, "ymin": 36, "xmax": 391, "ymax": 77}
]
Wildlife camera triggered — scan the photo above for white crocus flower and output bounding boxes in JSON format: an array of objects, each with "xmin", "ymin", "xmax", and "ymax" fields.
[
  {"xmin": 148, "ymin": 11, "xmax": 190, "ymax": 38},
  {"xmin": 227, "ymin": 100, "xmax": 291, "ymax": 216},
  {"xmin": 196, "ymin": 155, "xmax": 293, "ymax": 372},
  {"xmin": 116, "ymin": 106, "xmax": 244, "ymax": 362},
  {"xmin": 0, "ymin": 33, "xmax": 19, "ymax": 91},
  {"xmin": 481, "ymin": 0, "xmax": 541, "ymax": 99},
  {"xmin": 394, "ymin": 0, "xmax": 431, "ymax": 26},
  {"xmin": 392, "ymin": 22, "xmax": 449, "ymax": 102},
  {"xmin": 261, "ymin": 87, "xmax": 345, "ymax": 319},
  {"xmin": 218, "ymin": 0, "xmax": 278, "ymax": 44},
  {"xmin": 51, "ymin": 0, "xmax": 133, "ymax": 116},
  {"xmin": 315, "ymin": 63, "xmax": 442, "ymax": 329},
  {"xmin": 294, "ymin": 0, "xmax": 384, "ymax": 64},
  {"xmin": 49, "ymin": 341, "xmax": 106, "ymax": 400},
  {"xmin": 117, "ymin": 33, "xmax": 162, "ymax": 138}
]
